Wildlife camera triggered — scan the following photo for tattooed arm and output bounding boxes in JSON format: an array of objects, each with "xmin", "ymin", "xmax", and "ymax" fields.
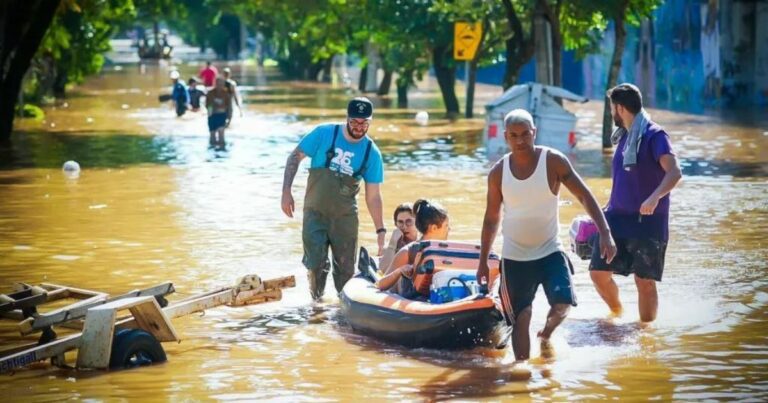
[{"xmin": 281, "ymin": 147, "xmax": 306, "ymax": 218}]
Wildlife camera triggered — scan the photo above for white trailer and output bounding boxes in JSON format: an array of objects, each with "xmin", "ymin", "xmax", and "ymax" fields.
[
  {"xmin": 483, "ymin": 82, "xmax": 588, "ymax": 160},
  {"xmin": 0, "ymin": 274, "xmax": 295, "ymax": 373}
]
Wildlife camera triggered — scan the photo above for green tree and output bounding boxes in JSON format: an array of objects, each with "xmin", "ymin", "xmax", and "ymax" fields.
[
  {"xmin": 537, "ymin": 0, "xmax": 607, "ymax": 87},
  {"xmin": 499, "ymin": 0, "xmax": 534, "ymax": 89},
  {"xmin": 432, "ymin": 0, "xmax": 508, "ymax": 117},
  {"xmin": 132, "ymin": 0, "xmax": 184, "ymax": 50},
  {"xmin": 367, "ymin": 0, "xmax": 432, "ymax": 107},
  {"xmin": 35, "ymin": 0, "xmax": 135, "ymax": 98},
  {"xmin": 599, "ymin": 0, "xmax": 662, "ymax": 148},
  {"xmin": 235, "ymin": 0, "xmax": 356, "ymax": 80},
  {"xmin": 0, "ymin": 0, "xmax": 62, "ymax": 142}
]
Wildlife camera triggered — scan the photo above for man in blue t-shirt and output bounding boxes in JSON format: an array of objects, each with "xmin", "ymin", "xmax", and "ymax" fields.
[
  {"xmin": 281, "ymin": 97, "xmax": 386, "ymax": 300},
  {"xmin": 589, "ymin": 83, "xmax": 682, "ymax": 323},
  {"xmin": 169, "ymin": 70, "xmax": 189, "ymax": 117}
]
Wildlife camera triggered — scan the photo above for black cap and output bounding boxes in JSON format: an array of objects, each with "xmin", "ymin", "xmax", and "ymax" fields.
[{"xmin": 347, "ymin": 98, "xmax": 373, "ymax": 119}]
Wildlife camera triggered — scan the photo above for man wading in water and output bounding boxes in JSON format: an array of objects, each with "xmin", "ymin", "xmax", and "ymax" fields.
[
  {"xmin": 589, "ymin": 83, "xmax": 682, "ymax": 323},
  {"xmin": 281, "ymin": 97, "xmax": 386, "ymax": 300},
  {"xmin": 477, "ymin": 109, "xmax": 616, "ymax": 361}
]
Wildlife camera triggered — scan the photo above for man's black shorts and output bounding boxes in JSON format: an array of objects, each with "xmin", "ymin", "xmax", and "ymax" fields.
[
  {"xmin": 589, "ymin": 234, "xmax": 667, "ymax": 281},
  {"xmin": 499, "ymin": 251, "xmax": 577, "ymax": 324}
]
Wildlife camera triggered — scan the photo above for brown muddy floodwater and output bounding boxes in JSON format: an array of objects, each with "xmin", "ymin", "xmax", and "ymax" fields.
[{"xmin": 1, "ymin": 63, "xmax": 767, "ymax": 401}]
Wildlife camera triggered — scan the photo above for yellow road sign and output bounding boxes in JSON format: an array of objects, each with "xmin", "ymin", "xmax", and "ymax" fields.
[{"xmin": 454, "ymin": 22, "xmax": 482, "ymax": 61}]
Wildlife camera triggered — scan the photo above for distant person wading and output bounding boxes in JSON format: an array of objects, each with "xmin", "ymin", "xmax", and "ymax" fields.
[{"xmin": 205, "ymin": 78, "xmax": 231, "ymax": 147}]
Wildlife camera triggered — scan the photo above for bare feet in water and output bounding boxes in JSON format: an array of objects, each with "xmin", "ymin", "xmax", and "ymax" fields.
[{"xmin": 537, "ymin": 330, "xmax": 555, "ymax": 359}]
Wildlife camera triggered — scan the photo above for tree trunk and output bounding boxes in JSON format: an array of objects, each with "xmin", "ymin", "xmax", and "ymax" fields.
[
  {"xmin": 358, "ymin": 64, "xmax": 367, "ymax": 92},
  {"xmin": 466, "ymin": 18, "xmax": 489, "ymax": 119},
  {"xmin": 153, "ymin": 20, "xmax": 159, "ymax": 48},
  {"xmin": 53, "ymin": 66, "xmax": 67, "ymax": 99},
  {"xmin": 308, "ymin": 60, "xmax": 324, "ymax": 81},
  {"xmin": 396, "ymin": 82, "xmax": 408, "ymax": 108},
  {"xmin": 603, "ymin": 2, "xmax": 628, "ymax": 149},
  {"xmin": 320, "ymin": 57, "xmax": 333, "ymax": 83},
  {"xmin": 501, "ymin": 0, "xmax": 535, "ymax": 90},
  {"xmin": 551, "ymin": 20, "xmax": 562, "ymax": 88},
  {"xmin": 377, "ymin": 69, "xmax": 392, "ymax": 96},
  {"xmin": 465, "ymin": 61, "xmax": 477, "ymax": 118},
  {"xmin": 544, "ymin": 0, "xmax": 563, "ymax": 88},
  {"xmin": 432, "ymin": 44, "xmax": 459, "ymax": 118},
  {"xmin": 0, "ymin": 0, "xmax": 62, "ymax": 143}
]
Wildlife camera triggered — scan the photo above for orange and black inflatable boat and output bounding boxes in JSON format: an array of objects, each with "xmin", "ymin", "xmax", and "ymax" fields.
[{"xmin": 340, "ymin": 241, "xmax": 504, "ymax": 349}]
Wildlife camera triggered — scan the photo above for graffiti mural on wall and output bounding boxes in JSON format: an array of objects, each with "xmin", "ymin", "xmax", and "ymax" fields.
[
  {"xmin": 470, "ymin": 0, "xmax": 768, "ymax": 112},
  {"xmin": 582, "ymin": 0, "xmax": 708, "ymax": 112},
  {"xmin": 580, "ymin": 0, "xmax": 766, "ymax": 112}
]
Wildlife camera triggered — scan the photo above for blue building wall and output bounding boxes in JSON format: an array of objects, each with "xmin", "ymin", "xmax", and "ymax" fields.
[{"xmin": 459, "ymin": 0, "xmax": 768, "ymax": 113}]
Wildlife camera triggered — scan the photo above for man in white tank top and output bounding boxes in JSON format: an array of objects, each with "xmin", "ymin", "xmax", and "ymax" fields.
[{"xmin": 477, "ymin": 109, "xmax": 617, "ymax": 361}]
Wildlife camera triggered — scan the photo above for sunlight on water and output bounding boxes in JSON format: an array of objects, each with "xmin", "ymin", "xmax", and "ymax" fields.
[{"xmin": 1, "ymin": 64, "xmax": 766, "ymax": 400}]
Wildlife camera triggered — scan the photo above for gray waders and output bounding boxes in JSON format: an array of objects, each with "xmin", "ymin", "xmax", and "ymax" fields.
[{"xmin": 302, "ymin": 125, "xmax": 372, "ymax": 300}]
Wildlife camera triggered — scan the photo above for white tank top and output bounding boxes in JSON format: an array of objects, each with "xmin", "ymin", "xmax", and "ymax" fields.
[{"xmin": 500, "ymin": 147, "xmax": 563, "ymax": 261}]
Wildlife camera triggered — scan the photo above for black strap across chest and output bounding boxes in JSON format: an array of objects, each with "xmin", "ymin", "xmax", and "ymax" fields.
[{"xmin": 324, "ymin": 125, "xmax": 372, "ymax": 178}]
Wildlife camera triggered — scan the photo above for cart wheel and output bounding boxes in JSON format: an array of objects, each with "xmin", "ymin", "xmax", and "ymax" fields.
[{"xmin": 109, "ymin": 329, "xmax": 167, "ymax": 369}]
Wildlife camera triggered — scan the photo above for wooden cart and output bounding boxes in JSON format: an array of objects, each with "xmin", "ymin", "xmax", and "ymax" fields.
[{"xmin": 0, "ymin": 274, "xmax": 295, "ymax": 373}]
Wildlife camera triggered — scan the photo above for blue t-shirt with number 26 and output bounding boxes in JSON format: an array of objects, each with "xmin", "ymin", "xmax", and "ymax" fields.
[{"xmin": 298, "ymin": 123, "xmax": 384, "ymax": 184}]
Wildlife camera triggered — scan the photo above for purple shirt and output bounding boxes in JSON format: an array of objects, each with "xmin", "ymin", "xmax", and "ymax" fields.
[{"xmin": 606, "ymin": 122, "xmax": 674, "ymax": 240}]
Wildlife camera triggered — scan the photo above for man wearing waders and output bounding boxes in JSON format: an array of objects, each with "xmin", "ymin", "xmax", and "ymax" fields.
[{"xmin": 281, "ymin": 97, "xmax": 386, "ymax": 300}]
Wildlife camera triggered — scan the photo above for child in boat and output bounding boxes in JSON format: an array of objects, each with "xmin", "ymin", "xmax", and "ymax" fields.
[
  {"xmin": 375, "ymin": 199, "xmax": 449, "ymax": 297},
  {"xmin": 378, "ymin": 203, "xmax": 419, "ymax": 273}
]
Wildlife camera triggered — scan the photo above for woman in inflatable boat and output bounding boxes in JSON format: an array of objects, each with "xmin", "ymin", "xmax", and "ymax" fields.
[
  {"xmin": 374, "ymin": 199, "xmax": 449, "ymax": 298},
  {"xmin": 378, "ymin": 203, "xmax": 420, "ymax": 273}
]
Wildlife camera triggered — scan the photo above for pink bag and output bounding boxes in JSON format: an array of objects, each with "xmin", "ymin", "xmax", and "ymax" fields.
[{"xmin": 569, "ymin": 216, "xmax": 598, "ymax": 260}]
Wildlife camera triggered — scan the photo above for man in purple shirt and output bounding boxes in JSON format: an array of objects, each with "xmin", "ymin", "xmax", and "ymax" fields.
[{"xmin": 589, "ymin": 83, "xmax": 682, "ymax": 323}]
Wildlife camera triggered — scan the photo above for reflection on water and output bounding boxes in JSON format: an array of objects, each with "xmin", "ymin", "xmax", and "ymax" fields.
[{"xmin": 0, "ymin": 63, "xmax": 766, "ymax": 400}]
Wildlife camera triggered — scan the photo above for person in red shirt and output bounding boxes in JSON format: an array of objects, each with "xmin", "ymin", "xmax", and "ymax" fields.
[{"xmin": 199, "ymin": 61, "xmax": 218, "ymax": 88}]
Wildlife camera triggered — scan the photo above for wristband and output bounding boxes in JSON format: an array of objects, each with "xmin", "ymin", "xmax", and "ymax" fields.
[{"xmin": 376, "ymin": 227, "xmax": 387, "ymax": 235}]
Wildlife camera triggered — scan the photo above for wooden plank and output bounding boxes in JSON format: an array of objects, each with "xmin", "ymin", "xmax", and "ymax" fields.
[
  {"xmin": 0, "ymin": 310, "xmax": 24, "ymax": 321},
  {"xmin": 77, "ymin": 305, "xmax": 117, "ymax": 369},
  {"xmin": 89, "ymin": 296, "xmax": 155, "ymax": 311},
  {"xmin": 19, "ymin": 283, "xmax": 174, "ymax": 335},
  {"xmin": 170, "ymin": 286, "xmax": 231, "ymax": 305},
  {"xmin": 231, "ymin": 289, "xmax": 282, "ymax": 306},
  {"xmin": 0, "ymin": 294, "xmax": 16, "ymax": 303},
  {"xmin": 0, "ymin": 287, "xmax": 71, "ymax": 314},
  {"xmin": 0, "ymin": 294, "xmax": 43, "ymax": 314},
  {"xmin": 0, "ymin": 334, "xmax": 81, "ymax": 374},
  {"xmin": 115, "ymin": 289, "xmax": 234, "ymax": 330},
  {"xmin": 39, "ymin": 283, "xmax": 108, "ymax": 300},
  {"xmin": 12, "ymin": 283, "xmax": 50, "ymax": 299},
  {"xmin": 262, "ymin": 276, "xmax": 296, "ymax": 291},
  {"xmin": 0, "ymin": 341, "xmax": 41, "ymax": 358},
  {"xmin": 163, "ymin": 289, "xmax": 233, "ymax": 319},
  {"xmin": 128, "ymin": 299, "xmax": 178, "ymax": 342}
]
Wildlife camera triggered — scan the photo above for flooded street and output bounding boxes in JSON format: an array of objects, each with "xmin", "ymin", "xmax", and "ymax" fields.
[{"xmin": 1, "ymin": 63, "xmax": 766, "ymax": 401}]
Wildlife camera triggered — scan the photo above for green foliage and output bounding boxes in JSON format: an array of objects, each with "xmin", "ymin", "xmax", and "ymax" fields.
[
  {"xmin": 165, "ymin": 0, "xmax": 242, "ymax": 57},
  {"xmin": 30, "ymin": 0, "xmax": 135, "ymax": 100},
  {"xmin": 132, "ymin": 0, "xmax": 184, "ymax": 25},
  {"xmin": 20, "ymin": 0, "xmax": 665, "ymax": 109},
  {"xmin": 20, "ymin": 104, "xmax": 46, "ymax": 120},
  {"xmin": 431, "ymin": 0, "xmax": 510, "ymax": 67},
  {"xmin": 560, "ymin": 0, "xmax": 608, "ymax": 58}
]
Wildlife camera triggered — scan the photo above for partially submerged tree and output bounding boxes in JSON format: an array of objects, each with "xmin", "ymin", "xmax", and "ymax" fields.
[
  {"xmin": 36, "ymin": 0, "xmax": 135, "ymax": 98},
  {"xmin": 0, "ymin": 0, "xmax": 61, "ymax": 142}
]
